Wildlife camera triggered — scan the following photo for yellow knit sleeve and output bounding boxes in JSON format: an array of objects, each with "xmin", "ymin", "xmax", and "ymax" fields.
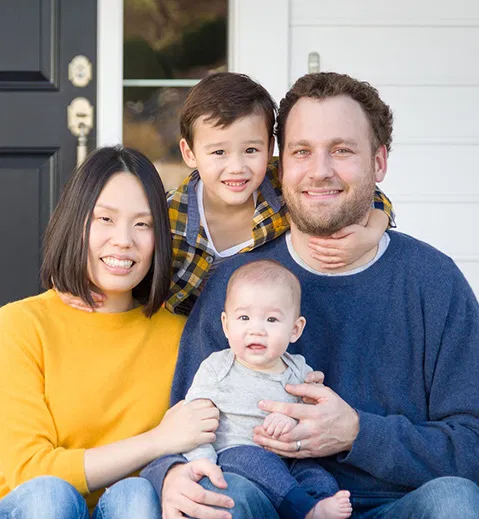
[{"xmin": 0, "ymin": 303, "xmax": 88, "ymax": 494}]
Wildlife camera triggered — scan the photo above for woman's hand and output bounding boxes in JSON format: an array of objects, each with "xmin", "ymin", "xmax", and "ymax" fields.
[
  {"xmin": 55, "ymin": 288, "xmax": 105, "ymax": 312},
  {"xmin": 149, "ymin": 399, "xmax": 219, "ymax": 457}
]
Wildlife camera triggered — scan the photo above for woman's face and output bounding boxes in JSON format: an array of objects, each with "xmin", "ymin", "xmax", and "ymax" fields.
[{"xmin": 87, "ymin": 172, "xmax": 155, "ymax": 308}]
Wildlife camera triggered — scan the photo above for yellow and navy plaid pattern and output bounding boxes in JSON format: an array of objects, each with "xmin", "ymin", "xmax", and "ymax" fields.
[{"xmin": 166, "ymin": 159, "xmax": 395, "ymax": 315}]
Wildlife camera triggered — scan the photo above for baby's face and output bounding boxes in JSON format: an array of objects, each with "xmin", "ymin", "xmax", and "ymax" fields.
[{"xmin": 221, "ymin": 281, "xmax": 305, "ymax": 372}]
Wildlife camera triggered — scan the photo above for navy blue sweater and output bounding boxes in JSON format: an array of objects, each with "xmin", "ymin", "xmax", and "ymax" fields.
[{"xmin": 142, "ymin": 231, "xmax": 479, "ymax": 499}]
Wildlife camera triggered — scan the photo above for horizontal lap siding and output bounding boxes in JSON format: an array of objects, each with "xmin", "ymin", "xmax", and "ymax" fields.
[{"xmin": 289, "ymin": 0, "xmax": 479, "ymax": 295}]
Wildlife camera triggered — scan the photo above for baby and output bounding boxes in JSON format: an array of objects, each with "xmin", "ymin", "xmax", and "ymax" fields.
[{"xmin": 182, "ymin": 259, "xmax": 352, "ymax": 519}]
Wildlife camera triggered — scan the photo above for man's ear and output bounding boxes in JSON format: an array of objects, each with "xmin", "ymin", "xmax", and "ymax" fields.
[
  {"xmin": 179, "ymin": 138, "xmax": 197, "ymax": 169},
  {"xmin": 374, "ymin": 145, "xmax": 388, "ymax": 183},
  {"xmin": 290, "ymin": 316, "xmax": 306, "ymax": 343},
  {"xmin": 221, "ymin": 311, "xmax": 229, "ymax": 339}
]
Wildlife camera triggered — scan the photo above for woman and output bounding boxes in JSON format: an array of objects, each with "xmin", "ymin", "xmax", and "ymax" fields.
[{"xmin": 0, "ymin": 147, "xmax": 219, "ymax": 517}]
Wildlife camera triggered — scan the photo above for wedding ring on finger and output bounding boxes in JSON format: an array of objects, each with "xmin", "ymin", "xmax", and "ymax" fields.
[{"xmin": 296, "ymin": 440, "xmax": 302, "ymax": 452}]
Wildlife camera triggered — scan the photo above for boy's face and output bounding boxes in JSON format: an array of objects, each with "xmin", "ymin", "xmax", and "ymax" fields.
[
  {"xmin": 180, "ymin": 114, "xmax": 273, "ymax": 208},
  {"xmin": 221, "ymin": 281, "xmax": 305, "ymax": 372}
]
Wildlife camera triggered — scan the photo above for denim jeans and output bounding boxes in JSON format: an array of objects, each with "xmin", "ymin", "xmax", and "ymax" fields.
[
  {"xmin": 218, "ymin": 446, "xmax": 338, "ymax": 519},
  {"xmin": 197, "ymin": 472, "xmax": 278, "ymax": 519},
  {"xmin": 201, "ymin": 475, "xmax": 479, "ymax": 519},
  {"xmin": 0, "ymin": 476, "xmax": 160, "ymax": 518},
  {"xmin": 0, "ymin": 473, "xmax": 276, "ymax": 519},
  {"xmin": 351, "ymin": 477, "xmax": 479, "ymax": 519}
]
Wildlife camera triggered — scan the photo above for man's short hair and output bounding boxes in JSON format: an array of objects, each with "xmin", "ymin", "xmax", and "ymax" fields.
[
  {"xmin": 180, "ymin": 72, "xmax": 277, "ymax": 147},
  {"xmin": 40, "ymin": 146, "xmax": 172, "ymax": 317},
  {"xmin": 276, "ymin": 72, "xmax": 393, "ymax": 155},
  {"xmin": 225, "ymin": 260, "xmax": 302, "ymax": 316}
]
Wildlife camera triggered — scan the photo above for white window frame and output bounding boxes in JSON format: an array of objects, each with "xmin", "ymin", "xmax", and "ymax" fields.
[{"xmin": 96, "ymin": 0, "xmax": 289, "ymax": 146}]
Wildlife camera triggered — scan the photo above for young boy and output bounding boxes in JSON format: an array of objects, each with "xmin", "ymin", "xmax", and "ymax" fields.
[
  {"xmin": 167, "ymin": 72, "xmax": 394, "ymax": 315},
  {"xmin": 144, "ymin": 259, "xmax": 352, "ymax": 519}
]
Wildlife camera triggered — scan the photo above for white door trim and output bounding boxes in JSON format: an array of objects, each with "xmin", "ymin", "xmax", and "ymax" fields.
[{"xmin": 97, "ymin": 0, "xmax": 123, "ymax": 146}]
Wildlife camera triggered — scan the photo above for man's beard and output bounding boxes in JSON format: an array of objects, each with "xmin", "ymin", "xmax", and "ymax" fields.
[{"xmin": 283, "ymin": 173, "xmax": 376, "ymax": 237}]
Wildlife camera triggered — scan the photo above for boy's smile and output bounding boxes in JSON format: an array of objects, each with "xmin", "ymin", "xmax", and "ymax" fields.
[{"xmin": 180, "ymin": 113, "xmax": 273, "ymax": 210}]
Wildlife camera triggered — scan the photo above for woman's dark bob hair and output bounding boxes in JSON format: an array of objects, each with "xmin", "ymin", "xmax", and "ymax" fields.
[{"xmin": 40, "ymin": 146, "xmax": 171, "ymax": 317}]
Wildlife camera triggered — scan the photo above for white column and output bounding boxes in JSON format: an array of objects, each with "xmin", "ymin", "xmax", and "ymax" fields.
[{"xmin": 97, "ymin": 0, "xmax": 123, "ymax": 146}]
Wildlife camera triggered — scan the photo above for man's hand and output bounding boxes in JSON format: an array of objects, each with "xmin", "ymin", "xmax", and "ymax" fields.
[
  {"xmin": 305, "ymin": 370, "xmax": 325, "ymax": 385},
  {"xmin": 162, "ymin": 460, "xmax": 234, "ymax": 519},
  {"xmin": 303, "ymin": 371, "xmax": 325, "ymax": 403},
  {"xmin": 253, "ymin": 384, "xmax": 359, "ymax": 458}
]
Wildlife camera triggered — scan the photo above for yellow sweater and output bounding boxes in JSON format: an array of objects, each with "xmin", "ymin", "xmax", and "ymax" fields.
[{"xmin": 0, "ymin": 290, "xmax": 185, "ymax": 510}]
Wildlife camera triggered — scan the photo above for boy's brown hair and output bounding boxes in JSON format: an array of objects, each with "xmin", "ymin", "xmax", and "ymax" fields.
[
  {"xmin": 180, "ymin": 72, "xmax": 277, "ymax": 147},
  {"xmin": 276, "ymin": 72, "xmax": 393, "ymax": 156}
]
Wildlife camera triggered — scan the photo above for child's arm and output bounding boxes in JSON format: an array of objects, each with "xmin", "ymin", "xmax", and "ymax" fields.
[{"xmin": 308, "ymin": 186, "xmax": 395, "ymax": 269}]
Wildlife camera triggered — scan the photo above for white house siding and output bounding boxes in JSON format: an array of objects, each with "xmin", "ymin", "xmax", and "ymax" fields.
[{"xmin": 232, "ymin": 0, "xmax": 479, "ymax": 295}]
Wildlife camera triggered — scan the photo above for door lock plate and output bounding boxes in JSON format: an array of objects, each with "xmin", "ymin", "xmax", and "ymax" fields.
[
  {"xmin": 67, "ymin": 97, "xmax": 94, "ymax": 137},
  {"xmin": 68, "ymin": 55, "xmax": 93, "ymax": 88}
]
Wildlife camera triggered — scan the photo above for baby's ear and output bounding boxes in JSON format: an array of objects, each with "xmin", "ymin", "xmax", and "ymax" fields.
[
  {"xmin": 221, "ymin": 311, "xmax": 229, "ymax": 339},
  {"xmin": 290, "ymin": 316, "xmax": 306, "ymax": 343},
  {"xmin": 179, "ymin": 138, "xmax": 197, "ymax": 169}
]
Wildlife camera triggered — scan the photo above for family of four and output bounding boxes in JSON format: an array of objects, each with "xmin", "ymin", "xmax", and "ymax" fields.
[{"xmin": 0, "ymin": 70, "xmax": 478, "ymax": 519}]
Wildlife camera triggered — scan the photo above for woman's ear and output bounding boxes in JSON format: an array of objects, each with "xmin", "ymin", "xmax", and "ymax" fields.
[{"xmin": 179, "ymin": 138, "xmax": 197, "ymax": 169}]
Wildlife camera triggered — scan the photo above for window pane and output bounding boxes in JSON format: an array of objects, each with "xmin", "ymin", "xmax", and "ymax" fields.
[
  {"xmin": 124, "ymin": 0, "xmax": 227, "ymax": 80},
  {"xmin": 123, "ymin": 86, "xmax": 192, "ymax": 191}
]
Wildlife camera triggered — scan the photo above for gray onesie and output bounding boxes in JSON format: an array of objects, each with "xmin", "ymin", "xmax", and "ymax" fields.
[{"xmin": 183, "ymin": 349, "xmax": 313, "ymax": 463}]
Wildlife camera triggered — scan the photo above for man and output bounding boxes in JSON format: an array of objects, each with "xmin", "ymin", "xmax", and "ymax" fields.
[{"xmin": 143, "ymin": 72, "xmax": 479, "ymax": 518}]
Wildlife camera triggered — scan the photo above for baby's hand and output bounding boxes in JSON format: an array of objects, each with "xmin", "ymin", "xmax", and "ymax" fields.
[
  {"xmin": 262, "ymin": 412, "xmax": 297, "ymax": 439},
  {"xmin": 56, "ymin": 288, "xmax": 105, "ymax": 312},
  {"xmin": 308, "ymin": 224, "xmax": 377, "ymax": 269}
]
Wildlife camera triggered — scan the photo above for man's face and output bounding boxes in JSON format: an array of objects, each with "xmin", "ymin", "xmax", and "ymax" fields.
[{"xmin": 281, "ymin": 95, "xmax": 387, "ymax": 237}]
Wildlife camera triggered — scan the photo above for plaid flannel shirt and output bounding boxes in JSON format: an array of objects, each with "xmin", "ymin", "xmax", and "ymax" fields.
[{"xmin": 166, "ymin": 159, "xmax": 395, "ymax": 315}]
